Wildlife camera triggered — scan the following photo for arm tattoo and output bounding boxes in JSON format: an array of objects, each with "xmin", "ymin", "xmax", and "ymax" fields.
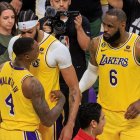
[{"xmin": 30, "ymin": 77, "xmax": 65, "ymax": 127}]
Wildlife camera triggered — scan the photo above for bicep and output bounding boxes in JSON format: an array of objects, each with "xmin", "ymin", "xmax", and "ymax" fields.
[{"xmin": 22, "ymin": 77, "xmax": 50, "ymax": 114}]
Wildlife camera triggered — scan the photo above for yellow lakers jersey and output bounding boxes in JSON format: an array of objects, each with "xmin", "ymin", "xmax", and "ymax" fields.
[
  {"xmin": 96, "ymin": 33, "xmax": 140, "ymax": 111},
  {"xmin": 30, "ymin": 34, "xmax": 59, "ymax": 109},
  {"xmin": 0, "ymin": 62, "xmax": 40, "ymax": 131}
]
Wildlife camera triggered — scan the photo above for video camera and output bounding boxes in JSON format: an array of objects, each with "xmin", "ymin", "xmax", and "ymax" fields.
[{"xmin": 45, "ymin": 6, "xmax": 80, "ymax": 35}]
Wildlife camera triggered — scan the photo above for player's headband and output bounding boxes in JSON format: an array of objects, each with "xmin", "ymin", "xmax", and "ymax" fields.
[{"xmin": 18, "ymin": 20, "xmax": 38, "ymax": 30}]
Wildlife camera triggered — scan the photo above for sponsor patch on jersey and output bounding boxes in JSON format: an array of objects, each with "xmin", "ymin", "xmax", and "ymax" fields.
[
  {"xmin": 39, "ymin": 48, "xmax": 44, "ymax": 54},
  {"xmin": 32, "ymin": 59, "xmax": 40, "ymax": 67},
  {"xmin": 101, "ymin": 42, "xmax": 106, "ymax": 48},
  {"xmin": 124, "ymin": 45, "xmax": 131, "ymax": 52}
]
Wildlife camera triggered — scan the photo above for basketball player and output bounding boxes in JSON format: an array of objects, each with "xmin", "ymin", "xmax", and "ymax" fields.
[
  {"xmin": 0, "ymin": 37, "xmax": 65, "ymax": 140},
  {"xmin": 8, "ymin": 10, "xmax": 81, "ymax": 140},
  {"xmin": 79, "ymin": 8, "xmax": 140, "ymax": 140}
]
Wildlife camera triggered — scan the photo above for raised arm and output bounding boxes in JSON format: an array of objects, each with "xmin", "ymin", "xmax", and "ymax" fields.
[
  {"xmin": 75, "ymin": 15, "xmax": 91, "ymax": 50},
  {"xmin": 22, "ymin": 76, "xmax": 65, "ymax": 127}
]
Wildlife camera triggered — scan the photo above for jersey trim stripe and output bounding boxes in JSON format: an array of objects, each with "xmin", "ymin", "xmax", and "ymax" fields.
[
  {"xmin": 108, "ymin": 33, "xmax": 132, "ymax": 50},
  {"xmin": 45, "ymin": 40, "xmax": 57, "ymax": 68},
  {"xmin": 35, "ymin": 130, "xmax": 40, "ymax": 140},
  {"xmin": 39, "ymin": 34, "xmax": 50, "ymax": 46},
  {"xmin": 21, "ymin": 74, "xmax": 33, "ymax": 84}
]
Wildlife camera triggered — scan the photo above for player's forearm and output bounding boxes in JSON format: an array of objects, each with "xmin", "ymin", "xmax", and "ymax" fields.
[
  {"xmin": 45, "ymin": 97, "xmax": 65, "ymax": 126},
  {"xmin": 108, "ymin": 0, "xmax": 123, "ymax": 9},
  {"xmin": 67, "ymin": 87, "xmax": 81, "ymax": 126},
  {"xmin": 77, "ymin": 27, "xmax": 90, "ymax": 50},
  {"xmin": 79, "ymin": 62, "xmax": 98, "ymax": 93}
]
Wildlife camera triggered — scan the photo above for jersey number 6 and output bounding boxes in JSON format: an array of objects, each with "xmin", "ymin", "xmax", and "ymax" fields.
[{"xmin": 110, "ymin": 69, "xmax": 117, "ymax": 86}]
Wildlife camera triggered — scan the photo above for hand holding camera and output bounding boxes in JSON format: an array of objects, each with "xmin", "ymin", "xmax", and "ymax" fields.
[{"xmin": 44, "ymin": 6, "xmax": 80, "ymax": 35}]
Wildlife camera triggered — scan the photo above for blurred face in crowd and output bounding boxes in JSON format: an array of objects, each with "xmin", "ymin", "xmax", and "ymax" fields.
[
  {"xmin": 50, "ymin": 0, "xmax": 71, "ymax": 11},
  {"xmin": 0, "ymin": 9, "xmax": 15, "ymax": 34},
  {"xmin": 102, "ymin": 14, "xmax": 123, "ymax": 44}
]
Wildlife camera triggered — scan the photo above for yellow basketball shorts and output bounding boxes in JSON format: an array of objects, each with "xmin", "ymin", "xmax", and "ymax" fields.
[
  {"xmin": 39, "ymin": 112, "xmax": 64, "ymax": 140},
  {"xmin": 0, "ymin": 128, "xmax": 41, "ymax": 140},
  {"xmin": 98, "ymin": 108, "xmax": 140, "ymax": 140},
  {"xmin": 39, "ymin": 123, "xmax": 56, "ymax": 140}
]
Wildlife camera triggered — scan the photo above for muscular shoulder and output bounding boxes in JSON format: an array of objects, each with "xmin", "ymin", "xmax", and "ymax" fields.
[{"xmin": 47, "ymin": 40, "xmax": 72, "ymax": 68}]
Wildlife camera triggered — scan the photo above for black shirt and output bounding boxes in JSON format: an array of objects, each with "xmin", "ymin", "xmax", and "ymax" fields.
[{"xmin": 69, "ymin": 0, "xmax": 102, "ymax": 22}]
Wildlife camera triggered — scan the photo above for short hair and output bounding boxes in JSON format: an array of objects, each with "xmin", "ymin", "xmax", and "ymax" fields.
[
  {"xmin": 18, "ymin": 9, "xmax": 38, "ymax": 22},
  {"xmin": 0, "ymin": 2, "xmax": 17, "ymax": 35},
  {"xmin": 78, "ymin": 103, "xmax": 102, "ymax": 129},
  {"xmin": 13, "ymin": 38, "xmax": 34, "ymax": 56},
  {"xmin": 106, "ymin": 8, "xmax": 127, "ymax": 22}
]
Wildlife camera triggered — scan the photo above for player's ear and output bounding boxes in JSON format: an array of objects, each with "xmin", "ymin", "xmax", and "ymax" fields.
[
  {"xmin": 90, "ymin": 120, "xmax": 97, "ymax": 128},
  {"xmin": 24, "ymin": 54, "xmax": 30, "ymax": 60},
  {"xmin": 121, "ymin": 21, "xmax": 126, "ymax": 30}
]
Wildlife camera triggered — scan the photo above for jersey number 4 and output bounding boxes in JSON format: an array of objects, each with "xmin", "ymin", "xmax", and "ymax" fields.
[
  {"xmin": 5, "ymin": 94, "xmax": 14, "ymax": 115},
  {"xmin": 110, "ymin": 69, "xmax": 117, "ymax": 86}
]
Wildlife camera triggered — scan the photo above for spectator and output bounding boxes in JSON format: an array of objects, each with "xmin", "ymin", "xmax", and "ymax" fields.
[
  {"xmin": 2, "ymin": 0, "xmax": 35, "ymax": 13},
  {"xmin": 73, "ymin": 103, "xmax": 105, "ymax": 140},
  {"xmin": 0, "ymin": 2, "xmax": 16, "ymax": 64},
  {"xmin": 70, "ymin": 0, "xmax": 102, "ymax": 95}
]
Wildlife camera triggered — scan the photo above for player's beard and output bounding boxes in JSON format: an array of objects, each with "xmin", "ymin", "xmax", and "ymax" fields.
[{"xmin": 103, "ymin": 29, "xmax": 121, "ymax": 44}]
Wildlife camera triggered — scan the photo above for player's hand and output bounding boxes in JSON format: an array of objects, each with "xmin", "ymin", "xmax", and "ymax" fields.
[
  {"xmin": 50, "ymin": 90, "xmax": 65, "ymax": 102},
  {"xmin": 10, "ymin": 0, "xmax": 22, "ymax": 15},
  {"xmin": 74, "ymin": 14, "xmax": 82, "ymax": 31},
  {"xmin": 125, "ymin": 99, "xmax": 140, "ymax": 119},
  {"xmin": 43, "ymin": 21, "xmax": 52, "ymax": 33},
  {"xmin": 58, "ymin": 123, "xmax": 74, "ymax": 140}
]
